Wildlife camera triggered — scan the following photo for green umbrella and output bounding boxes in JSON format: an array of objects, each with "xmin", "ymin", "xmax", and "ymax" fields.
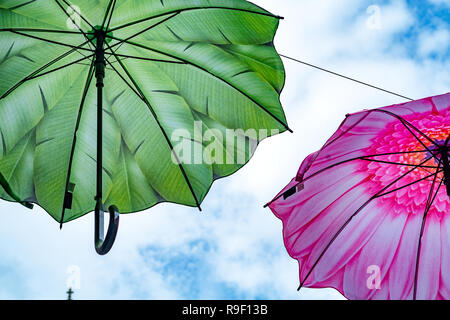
[{"xmin": 0, "ymin": 0, "xmax": 288, "ymax": 254}]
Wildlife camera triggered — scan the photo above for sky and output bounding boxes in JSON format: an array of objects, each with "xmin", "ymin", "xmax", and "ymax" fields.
[{"xmin": 1, "ymin": 0, "xmax": 450, "ymax": 300}]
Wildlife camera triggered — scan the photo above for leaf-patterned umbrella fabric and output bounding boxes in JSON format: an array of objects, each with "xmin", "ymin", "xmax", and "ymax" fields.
[{"xmin": 0, "ymin": 0, "xmax": 288, "ymax": 224}]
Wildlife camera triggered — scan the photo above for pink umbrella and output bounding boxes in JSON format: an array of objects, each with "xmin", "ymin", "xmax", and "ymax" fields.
[{"xmin": 266, "ymin": 93, "xmax": 450, "ymax": 300}]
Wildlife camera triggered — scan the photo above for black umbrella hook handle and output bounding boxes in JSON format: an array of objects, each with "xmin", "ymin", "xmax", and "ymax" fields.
[
  {"xmin": 93, "ymin": 31, "xmax": 119, "ymax": 255},
  {"xmin": 95, "ymin": 200, "xmax": 120, "ymax": 255}
]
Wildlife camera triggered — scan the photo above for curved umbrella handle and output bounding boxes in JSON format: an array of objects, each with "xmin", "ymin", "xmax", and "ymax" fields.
[{"xmin": 95, "ymin": 202, "xmax": 120, "ymax": 255}]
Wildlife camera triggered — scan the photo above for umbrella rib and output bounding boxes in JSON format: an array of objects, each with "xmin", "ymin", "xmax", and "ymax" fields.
[
  {"xmin": 101, "ymin": 0, "xmax": 115, "ymax": 31},
  {"xmin": 107, "ymin": 12, "xmax": 181, "ymax": 51},
  {"xmin": 374, "ymin": 109, "xmax": 440, "ymax": 150},
  {"xmin": 360, "ymin": 158, "xmax": 439, "ymax": 169},
  {"xmin": 366, "ymin": 150, "xmax": 429, "ymax": 157},
  {"xmin": 59, "ymin": 57, "xmax": 95, "ymax": 228},
  {"xmin": 297, "ymin": 155, "xmax": 435, "ymax": 290},
  {"xmin": 313, "ymin": 109, "xmax": 439, "ymax": 169},
  {"xmin": 27, "ymin": 53, "xmax": 94, "ymax": 80},
  {"xmin": 399, "ymin": 122, "xmax": 439, "ymax": 161},
  {"xmin": 109, "ymin": 6, "xmax": 283, "ymax": 33},
  {"xmin": 105, "ymin": 0, "xmax": 117, "ymax": 31},
  {"xmin": 106, "ymin": 55, "xmax": 129, "ymax": 64},
  {"xmin": 322, "ymin": 112, "xmax": 372, "ymax": 150},
  {"xmin": 319, "ymin": 109, "xmax": 438, "ymax": 164},
  {"xmin": 105, "ymin": 36, "xmax": 293, "ymax": 133},
  {"xmin": 104, "ymin": 56, "xmax": 143, "ymax": 101},
  {"xmin": 417, "ymin": 167, "xmax": 444, "ymax": 182},
  {"xmin": 105, "ymin": 45, "xmax": 202, "ymax": 211},
  {"xmin": 0, "ymin": 28, "xmax": 80, "ymax": 34},
  {"xmin": 8, "ymin": 30, "xmax": 94, "ymax": 53},
  {"xmin": 7, "ymin": 0, "xmax": 37, "ymax": 10},
  {"xmin": 0, "ymin": 39, "xmax": 92, "ymax": 100},
  {"xmin": 413, "ymin": 165, "xmax": 443, "ymax": 300},
  {"xmin": 375, "ymin": 169, "xmax": 443, "ymax": 199},
  {"xmin": 304, "ymin": 112, "xmax": 373, "ymax": 174},
  {"xmin": 53, "ymin": 0, "xmax": 95, "ymax": 51},
  {"xmin": 106, "ymin": 52, "xmax": 184, "ymax": 64},
  {"xmin": 264, "ymin": 150, "xmax": 431, "ymax": 208},
  {"xmin": 302, "ymin": 150, "xmax": 431, "ymax": 183},
  {"xmin": 55, "ymin": 0, "xmax": 94, "ymax": 30}
]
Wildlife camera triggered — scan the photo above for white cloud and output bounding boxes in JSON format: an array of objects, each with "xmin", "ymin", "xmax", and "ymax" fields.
[{"xmin": 418, "ymin": 28, "xmax": 450, "ymax": 57}]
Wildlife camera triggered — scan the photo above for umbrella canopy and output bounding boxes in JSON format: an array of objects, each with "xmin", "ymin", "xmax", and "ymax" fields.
[
  {"xmin": 0, "ymin": 0, "xmax": 288, "ymax": 253},
  {"xmin": 267, "ymin": 93, "xmax": 450, "ymax": 300}
]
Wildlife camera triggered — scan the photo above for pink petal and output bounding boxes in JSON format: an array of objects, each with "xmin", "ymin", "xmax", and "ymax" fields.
[
  {"xmin": 289, "ymin": 180, "xmax": 371, "ymax": 265},
  {"xmin": 342, "ymin": 210, "xmax": 408, "ymax": 299},
  {"xmin": 416, "ymin": 214, "xmax": 441, "ymax": 300},
  {"xmin": 388, "ymin": 213, "xmax": 423, "ymax": 300},
  {"xmin": 306, "ymin": 199, "xmax": 390, "ymax": 285}
]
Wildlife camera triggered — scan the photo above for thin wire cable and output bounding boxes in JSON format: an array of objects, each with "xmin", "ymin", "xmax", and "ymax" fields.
[{"xmin": 280, "ymin": 54, "xmax": 414, "ymax": 101}]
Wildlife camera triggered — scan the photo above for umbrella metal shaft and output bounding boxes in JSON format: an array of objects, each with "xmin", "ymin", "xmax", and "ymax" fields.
[
  {"xmin": 90, "ymin": 28, "xmax": 120, "ymax": 255},
  {"xmin": 95, "ymin": 31, "xmax": 106, "ymax": 236}
]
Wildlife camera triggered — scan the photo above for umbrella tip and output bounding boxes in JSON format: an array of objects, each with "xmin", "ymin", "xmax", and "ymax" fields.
[
  {"xmin": 22, "ymin": 201, "xmax": 33, "ymax": 209},
  {"xmin": 264, "ymin": 200, "xmax": 273, "ymax": 208},
  {"xmin": 284, "ymin": 125, "xmax": 293, "ymax": 133}
]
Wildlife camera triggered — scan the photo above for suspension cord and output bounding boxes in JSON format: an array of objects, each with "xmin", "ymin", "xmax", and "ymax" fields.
[{"xmin": 280, "ymin": 54, "xmax": 414, "ymax": 101}]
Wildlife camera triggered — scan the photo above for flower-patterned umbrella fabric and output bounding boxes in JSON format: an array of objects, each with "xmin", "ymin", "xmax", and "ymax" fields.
[{"xmin": 267, "ymin": 93, "xmax": 450, "ymax": 300}]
